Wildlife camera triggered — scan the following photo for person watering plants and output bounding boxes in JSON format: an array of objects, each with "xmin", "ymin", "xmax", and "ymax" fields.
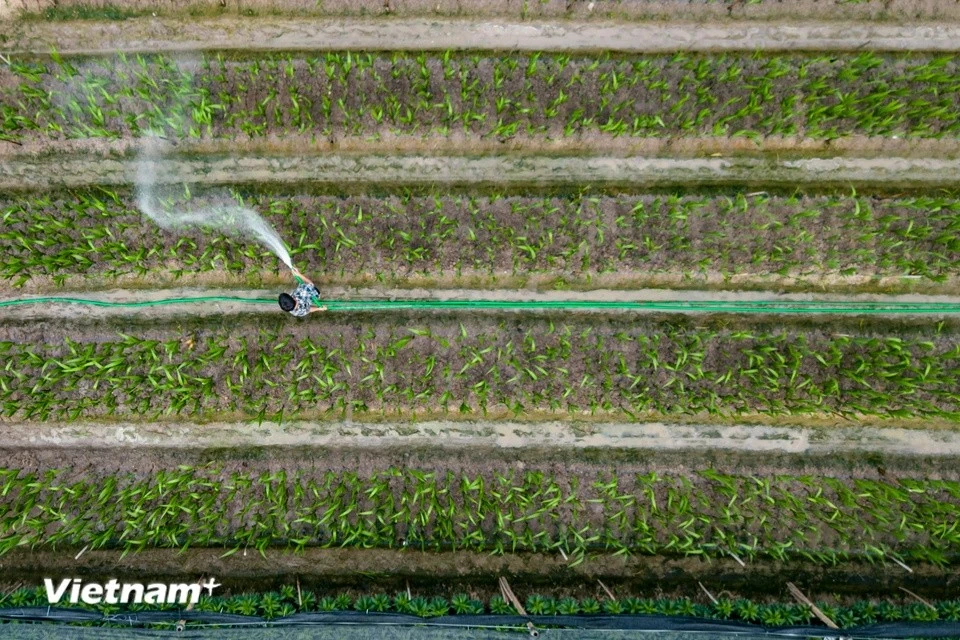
[{"xmin": 279, "ymin": 266, "xmax": 328, "ymax": 316}]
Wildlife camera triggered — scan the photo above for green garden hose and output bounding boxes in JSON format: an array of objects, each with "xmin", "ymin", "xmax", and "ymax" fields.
[
  {"xmin": 0, "ymin": 296, "xmax": 276, "ymax": 308},
  {"xmin": 1, "ymin": 295, "xmax": 960, "ymax": 314}
]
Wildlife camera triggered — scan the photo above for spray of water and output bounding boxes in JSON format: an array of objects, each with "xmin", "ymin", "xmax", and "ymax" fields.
[{"xmin": 135, "ymin": 137, "xmax": 293, "ymax": 270}]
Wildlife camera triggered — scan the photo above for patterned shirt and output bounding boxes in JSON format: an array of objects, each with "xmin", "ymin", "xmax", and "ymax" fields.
[{"xmin": 289, "ymin": 282, "xmax": 319, "ymax": 317}]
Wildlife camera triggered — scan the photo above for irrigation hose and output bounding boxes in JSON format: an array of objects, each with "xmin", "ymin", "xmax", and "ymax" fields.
[
  {"xmin": 0, "ymin": 296, "xmax": 276, "ymax": 308},
  {"xmin": 1, "ymin": 295, "xmax": 960, "ymax": 314}
]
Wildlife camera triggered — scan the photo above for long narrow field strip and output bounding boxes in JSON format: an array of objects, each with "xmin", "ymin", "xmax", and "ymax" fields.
[
  {"xmin": 0, "ymin": 464, "xmax": 957, "ymax": 566},
  {"xmin": 3, "ymin": 420, "xmax": 960, "ymax": 456},
  {"xmin": 4, "ymin": 154, "xmax": 960, "ymax": 192},
  {"xmin": 5, "ymin": 52, "xmax": 960, "ymax": 144},
  {"xmin": 10, "ymin": 0, "xmax": 960, "ymax": 22},
  {"xmin": 3, "ymin": 586, "xmax": 960, "ymax": 628},
  {"xmin": 1, "ymin": 314, "xmax": 956, "ymax": 423},
  {"xmin": 3, "ymin": 294, "xmax": 960, "ymax": 315},
  {"xmin": 3, "ymin": 189, "xmax": 958, "ymax": 294},
  {"xmin": 8, "ymin": 19, "xmax": 960, "ymax": 56},
  {"xmin": 1, "ymin": 543, "xmax": 955, "ymax": 601}
]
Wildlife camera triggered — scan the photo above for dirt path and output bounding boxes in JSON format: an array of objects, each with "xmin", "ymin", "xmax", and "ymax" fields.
[
  {"xmin": 6, "ymin": 0, "xmax": 960, "ymax": 23},
  {"xmin": 4, "ymin": 153, "xmax": 960, "ymax": 192},
  {"xmin": 8, "ymin": 18, "xmax": 960, "ymax": 55},
  {"xmin": 4, "ymin": 287, "xmax": 960, "ymax": 321},
  {"xmin": 3, "ymin": 418, "xmax": 960, "ymax": 457},
  {"xmin": 6, "ymin": 271, "xmax": 960, "ymax": 297},
  {"xmin": 7, "ymin": 136, "xmax": 960, "ymax": 162}
]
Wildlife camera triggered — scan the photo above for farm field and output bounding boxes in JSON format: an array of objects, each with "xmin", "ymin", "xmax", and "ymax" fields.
[
  {"xmin": 2, "ymin": 189, "xmax": 959, "ymax": 293},
  {"xmin": 1, "ymin": 450, "xmax": 960, "ymax": 568},
  {"xmin": 6, "ymin": 51, "xmax": 960, "ymax": 145},
  {"xmin": 1, "ymin": 312, "xmax": 958, "ymax": 423},
  {"xmin": 1, "ymin": 3, "xmax": 960, "ymax": 638}
]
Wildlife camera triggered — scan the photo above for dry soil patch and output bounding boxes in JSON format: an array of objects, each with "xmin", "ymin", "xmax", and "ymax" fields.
[
  {"xmin": 8, "ymin": 18, "xmax": 960, "ymax": 55},
  {"xmin": 4, "ymin": 153, "xmax": 960, "ymax": 192}
]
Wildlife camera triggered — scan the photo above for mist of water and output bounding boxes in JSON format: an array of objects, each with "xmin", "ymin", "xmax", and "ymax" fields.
[{"xmin": 135, "ymin": 137, "xmax": 293, "ymax": 270}]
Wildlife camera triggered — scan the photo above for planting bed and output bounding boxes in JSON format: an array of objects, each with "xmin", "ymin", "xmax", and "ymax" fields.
[
  {"xmin": 0, "ymin": 443, "xmax": 958, "ymax": 569},
  {"xmin": 5, "ymin": 51, "xmax": 960, "ymax": 145},
  {"xmin": 2, "ymin": 188, "xmax": 959, "ymax": 294},
  {"xmin": 1, "ymin": 312, "xmax": 957, "ymax": 423},
  {"xmin": 1, "ymin": 5, "xmax": 960, "ymax": 634}
]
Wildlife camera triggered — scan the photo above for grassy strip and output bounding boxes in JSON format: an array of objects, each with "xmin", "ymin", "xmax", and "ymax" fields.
[
  {"xmin": 1, "ymin": 587, "xmax": 958, "ymax": 626},
  {"xmin": 2, "ymin": 189, "xmax": 958, "ymax": 289},
  {"xmin": 16, "ymin": 4, "xmax": 149, "ymax": 21},
  {"xmin": 4, "ymin": 51, "xmax": 960, "ymax": 142},
  {"xmin": 0, "ymin": 315, "xmax": 956, "ymax": 422},
  {"xmin": 0, "ymin": 466, "xmax": 959, "ymax": 565}
]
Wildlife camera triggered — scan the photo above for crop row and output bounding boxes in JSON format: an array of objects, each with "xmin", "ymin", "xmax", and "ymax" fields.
[
  {"xmin": 0, "ymin": 465, "xmax": 958, "ymax": 565},
  {"xmin": 2, "ymin": 189, "xmax": 958, "ymax": 289},
  {"xmin": 2, "ymin": 586, "xmax": 958, "ymax": 627},
  {"xmin": 1, "ymin": 315, "xmax": 957, "ymax": 422},
  {"xmin": 4, "ymin": 51, "xmax": 960, "ymax": 142}
]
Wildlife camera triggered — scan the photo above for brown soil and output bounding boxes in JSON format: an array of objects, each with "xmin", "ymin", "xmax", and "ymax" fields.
[{"xmin": 8, "ymin": 18, "xmax": 960, "ymax": 56}]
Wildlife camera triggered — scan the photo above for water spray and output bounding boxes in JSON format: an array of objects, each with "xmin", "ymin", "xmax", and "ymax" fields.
[{"xmin": 135, "ymin": 136, "xmax": 295, "ymax": 271}]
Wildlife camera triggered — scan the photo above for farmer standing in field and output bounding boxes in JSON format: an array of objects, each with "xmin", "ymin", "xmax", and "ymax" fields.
[{"xmin": 279, "ymin": 266, "xmax": 328, "ymax": 316}]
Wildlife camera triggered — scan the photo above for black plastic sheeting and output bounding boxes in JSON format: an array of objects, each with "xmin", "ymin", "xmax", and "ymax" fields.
[
  {"xmin": 0, "ymin": 627, "xmax": 786, "ymax": 640},
  {"xmin": 0, "ymin": 608, "xmax": 959, "ymax": 638}
]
